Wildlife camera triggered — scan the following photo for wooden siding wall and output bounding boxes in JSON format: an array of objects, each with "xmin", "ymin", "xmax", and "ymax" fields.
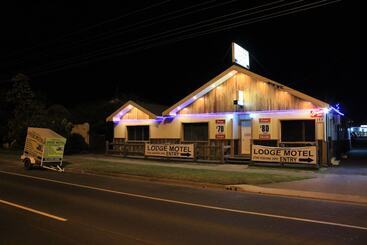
[
  {"xmin": 179, "ymin": 73, "xmax": 317, "ymax": 114},
  {"xmin": 121, "ymin": 107, "xmax": 150, "ymax": 120}
]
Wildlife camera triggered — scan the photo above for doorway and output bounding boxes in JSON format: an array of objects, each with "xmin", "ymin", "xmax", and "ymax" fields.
[{"xmin": 240, "ymin": 120, "xmax": 252, "ymax": 155}]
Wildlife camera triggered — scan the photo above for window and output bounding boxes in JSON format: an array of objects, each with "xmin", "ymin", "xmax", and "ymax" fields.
[
  {"xmin": 281, "ymin": 120, "xmax": 315, "ymax": 142},
  {"xmin": 127, "ymin": 126, "xmax": 149, "ymax": 141},
  {"xmin": 253, "ymin": 140, "xmax": 278, "ymax": 147},
  {"xmin": 183, "ymin": 123, "xmax": 208, "ymax": 141}
]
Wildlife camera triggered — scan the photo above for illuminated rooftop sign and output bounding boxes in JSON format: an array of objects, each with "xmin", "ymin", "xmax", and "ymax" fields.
[{"xmin": 232, "ymin": 42, "xmax": 249, "ymax": 69}]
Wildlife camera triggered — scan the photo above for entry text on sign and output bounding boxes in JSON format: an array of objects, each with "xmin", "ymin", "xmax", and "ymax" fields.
[
  {"xmin": 251, "ymin": 145, "xmax": 317, "ymax": 164},
  {"xmin": 145, "ymin": 144, "xmax": 194, "ymax": 158}
]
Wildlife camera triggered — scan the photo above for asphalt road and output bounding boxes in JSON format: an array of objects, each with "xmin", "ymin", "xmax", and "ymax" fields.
[{"xmin": 0, "ymin": 162, "xmax": 367, "ymax": 244}]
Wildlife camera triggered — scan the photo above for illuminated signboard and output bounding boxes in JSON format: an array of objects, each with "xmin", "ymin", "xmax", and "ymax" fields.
[{"xmin": 232, "ymin": 42, "xmax": 250, "ymax": 69}]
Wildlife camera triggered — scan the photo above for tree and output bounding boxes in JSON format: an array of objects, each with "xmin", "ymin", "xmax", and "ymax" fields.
[
  {"xmin": 4, "ymin": 74, "xmax": 47, "ymax": 148},
  {"xmin": 0, "ymin": 88, "xmax": 9, "ymax": 144},
  {"xmin": 46, "ymin": 104, "xmax": 73, "ymax": 138}
]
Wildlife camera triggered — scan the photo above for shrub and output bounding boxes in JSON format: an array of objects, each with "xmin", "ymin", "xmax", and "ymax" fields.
[{"xmin": 65, "ymin": 133, "xmax": 88, "ymax": 154}]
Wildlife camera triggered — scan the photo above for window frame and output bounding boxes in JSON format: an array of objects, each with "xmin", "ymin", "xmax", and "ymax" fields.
[
  {"xmin": 126, "ymin": 125, "xmax": 150, "ymax": 142},
  {"xmin": 182, "ymin": 122, "xmax": 209, "ymax": 142},
  {"xmin": 280, "ymin": 119, "xmax": 316, "ymax": 143}
]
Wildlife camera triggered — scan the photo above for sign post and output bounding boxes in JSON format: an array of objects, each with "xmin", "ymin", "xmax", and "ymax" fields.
[
  {"xmin": 215, "ymin": 119, "xmax": 226, "ymax": 139},
  {"xmin": 145, "ymin": 144, "xmax": 194, "ymax": 159},
  {"xmin": 258, "ymin": 118, "xmax": 271, "ymax": 139},
  {"xmin": 251, "ymin": 145, "xmax": 317, "ymax": 164}
]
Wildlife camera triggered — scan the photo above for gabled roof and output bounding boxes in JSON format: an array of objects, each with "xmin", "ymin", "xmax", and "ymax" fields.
[
  {"xmin": 106, "ymin": 100, "xmax": 159, "ymax": 122},
  {"xmin": 136, "ymin": 101, "xmax": 167, "ymax": 116},
  {"xmin": 162, "ymin": 64, "xmax": 329, "ymax": 116},
  {"xmin": 233, "ymin": 65, "xmax": 329, "ymax": 108}
]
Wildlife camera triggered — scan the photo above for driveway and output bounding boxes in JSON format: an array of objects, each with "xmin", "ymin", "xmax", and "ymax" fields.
[
  {"xmin": 262, "ymin": 148, "xmax": 367, "ymax": 196},
  {"xmin": 327, "ymin": 147, "xmax": 367, "ymax": 175}
]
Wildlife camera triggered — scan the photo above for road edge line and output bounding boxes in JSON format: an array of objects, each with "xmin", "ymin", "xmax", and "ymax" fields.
[{"xmin": 0, "ymin": 199, "xmax": 67, "ymax": 222}]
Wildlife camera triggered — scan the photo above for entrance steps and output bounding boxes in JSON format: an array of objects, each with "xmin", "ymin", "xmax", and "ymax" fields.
[{"xmin": 226, "ymin": 155, "xmax": 251, "ymax": 164}]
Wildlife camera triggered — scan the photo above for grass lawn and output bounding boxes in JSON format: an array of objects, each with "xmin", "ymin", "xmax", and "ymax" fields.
[
  {"xmin": 64, "ymin": 158, "xmax": 311, "ymax": 185},
  {"xmin": 0, "ymin": 149, "xmax": 21, "ymax": 160}
]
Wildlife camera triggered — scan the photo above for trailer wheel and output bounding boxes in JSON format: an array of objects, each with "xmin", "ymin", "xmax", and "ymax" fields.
[{"xmin": 24, "ymin": 158, "xmax": 32, "ymax": 170}]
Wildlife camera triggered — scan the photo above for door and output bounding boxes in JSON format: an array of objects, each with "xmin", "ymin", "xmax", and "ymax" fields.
[{"xmin": 240, "ymin": 120, "xmax": 252, "ymax": 155}]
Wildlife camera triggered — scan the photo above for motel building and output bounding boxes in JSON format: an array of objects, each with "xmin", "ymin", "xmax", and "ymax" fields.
[
  {"xmin": 106, "ymin": 43, "xmax": 345, "ymax": 167},
  {"xmin": 349, "ymin": 124, "xmax": 367, "ymax": 148}
]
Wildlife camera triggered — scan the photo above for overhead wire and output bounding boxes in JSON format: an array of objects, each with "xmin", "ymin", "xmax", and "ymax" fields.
[
  {"xmin": 5, "ymin": 0, "xmax": 234, "ymax": 67},
  {"xmin": 0, "ymin": 0, "xmax": 172, "ymax": 61},
  {"xmin": 62, "ymin": 0, "xmax": 227, "ymax": 48},
  {"xmin": 2, "ymin": 0, "xmax": 341, "ymax": 78},
  {"xmin": 26, "ymin": 0, "xmax": 289, "ymax": 73},
  {"xmin": 29, "ymin": 0, "xmax": 340, "ymax": 77}
]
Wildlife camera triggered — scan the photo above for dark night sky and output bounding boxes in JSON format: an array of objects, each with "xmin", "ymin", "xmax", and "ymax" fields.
[{"xmin": 0, "ymin": 1, "xmax": 365, "ymax": 121}]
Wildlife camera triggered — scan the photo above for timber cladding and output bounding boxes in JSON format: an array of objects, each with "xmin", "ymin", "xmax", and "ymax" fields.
[
  {"xmin": 121, "ymin": 106, "xmax": 150, "ymax": 120},
  {"xmin": 178, "ymin": 73, "xmax": 317, "ymax": 114}
]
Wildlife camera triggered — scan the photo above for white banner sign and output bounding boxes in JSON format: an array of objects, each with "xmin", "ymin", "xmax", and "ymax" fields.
[
  {"xmin": 258, "ymin": 118, "xmax": 271, "ymax": 139},
  {"xmin": 215, "ymin": 119, "xmax": 226, "ymax": 139},
  {"xmin": 145, "ymin": 144, "xmax": 194, "ymax": 158},
  {"xmin": 252, "ymin": 145, "xmax": 317, "ymax": 164}
]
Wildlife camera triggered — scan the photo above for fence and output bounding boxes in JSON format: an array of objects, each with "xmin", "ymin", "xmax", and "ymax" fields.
[
  {"xmin": 105, "ymin": 139, "xmax": 322, "ymax": 165},
  {"xmin": 106, "ymin": 139, "xmax": 231, "ymax": 163}
]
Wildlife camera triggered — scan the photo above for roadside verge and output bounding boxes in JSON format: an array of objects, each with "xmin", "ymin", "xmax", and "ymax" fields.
[
  {"xmin": 226, "ymin": 184, "xmax": 367, "ymax": 205},
  {"xmin": 63, "ymin": 157, "xmax": 309, "ymax": 186}
]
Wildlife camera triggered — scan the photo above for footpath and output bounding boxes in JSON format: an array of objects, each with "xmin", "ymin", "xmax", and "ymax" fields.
[{"xmin": 229, "ymin": 149, "xmax": 367, "ymax": 205}]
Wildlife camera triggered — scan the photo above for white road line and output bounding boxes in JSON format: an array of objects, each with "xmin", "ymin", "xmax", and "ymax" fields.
[
  {"xmin": 1, "ymin": 170, "xmax": 366, "ymax": 231},
  {"xmin": 0, "ymin": 199, "xmax": 67, "ymax": 222}
]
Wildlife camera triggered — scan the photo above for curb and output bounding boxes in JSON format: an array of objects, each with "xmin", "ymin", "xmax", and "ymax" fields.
[{"xmin": 226, "ymin": 184, "xmax": 367, "ymax": 205}]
